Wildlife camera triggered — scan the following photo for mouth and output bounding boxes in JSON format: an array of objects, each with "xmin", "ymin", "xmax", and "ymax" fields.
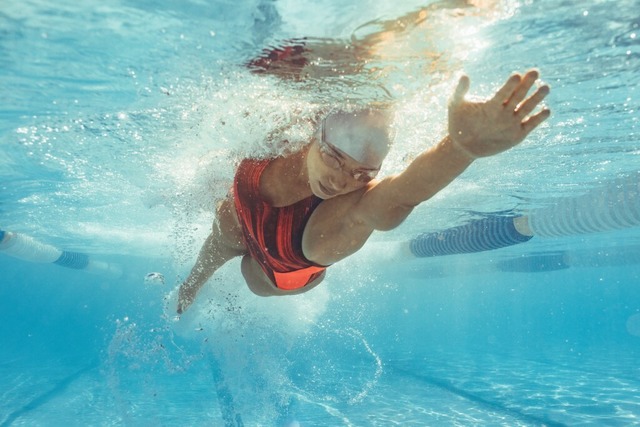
[{"xmin": 318, "ymin": 181, "xmax": 337, "ymax": 198}]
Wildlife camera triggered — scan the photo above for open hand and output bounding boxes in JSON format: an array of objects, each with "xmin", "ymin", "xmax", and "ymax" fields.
[{"xmin": 448, "ymin": 69, "xmax": 550, "ymax": 159}]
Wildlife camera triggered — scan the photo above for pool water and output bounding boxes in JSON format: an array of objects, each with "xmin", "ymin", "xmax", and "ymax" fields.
[{"xmin": 1, "ymin": 0, "xmax": 639, "ymax": 425}]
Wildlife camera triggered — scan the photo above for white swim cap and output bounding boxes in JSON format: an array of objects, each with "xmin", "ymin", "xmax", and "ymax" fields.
[{"xmin": 322, "ymin": 108, "xmax": 393, "ymax": 167}]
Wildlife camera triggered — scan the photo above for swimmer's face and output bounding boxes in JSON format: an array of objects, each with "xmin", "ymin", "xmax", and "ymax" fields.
[
  {"xmin": 307, "ymin": 136, "xmax": 378, "ymax": 199},
  {"xmin": 307, "ymin": 110, "xmax": 392, "ymax": 199}
]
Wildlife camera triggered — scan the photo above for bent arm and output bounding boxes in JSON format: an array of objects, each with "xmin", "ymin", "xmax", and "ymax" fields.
[
  {"xmin": 177, "ymin": 226, "xmax": 236, "ymax": 313},
  {"xmin": 177, "ymin": 197, "xmax": 246, "ymax": 314}
]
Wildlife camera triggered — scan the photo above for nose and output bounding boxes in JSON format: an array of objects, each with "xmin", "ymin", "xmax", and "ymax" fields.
[{"xmin": 328, "ymin": 173, "xmax": 347, "ymax": 192}]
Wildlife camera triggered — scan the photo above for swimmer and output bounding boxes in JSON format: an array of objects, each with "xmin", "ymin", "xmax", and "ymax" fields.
[{"xmin": 177, "ymin": 69, "xmax": 551, "ymax": 313}]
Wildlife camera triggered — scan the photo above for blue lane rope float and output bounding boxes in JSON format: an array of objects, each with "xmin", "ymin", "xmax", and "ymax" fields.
[
  {"xmin": 409, "ymin": 215, "xmax": 532, "ymax": 258},
  {"xmin": 408, "ymin": 173, "xmax": 639, "ymax": 258},
  {"xmin": 0, "ymin": 229, "xmax": 121, "ymax": 276},
  {"xmin": 53, "ymin": 250, "xmax": 90, "ymax": 269}
]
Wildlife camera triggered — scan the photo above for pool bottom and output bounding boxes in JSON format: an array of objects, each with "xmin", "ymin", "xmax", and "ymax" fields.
[{"xmin": 2, "ymin": 345, "xmax": 638, "ymax": 427}]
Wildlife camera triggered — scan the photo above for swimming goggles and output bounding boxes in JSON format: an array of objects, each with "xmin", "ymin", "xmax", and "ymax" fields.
[{"xmin": 319, "ymin": 120, "xmax": 379, "ymax": 183}]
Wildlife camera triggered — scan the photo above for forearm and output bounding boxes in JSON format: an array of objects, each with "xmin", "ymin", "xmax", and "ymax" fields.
[
  {"xmin": 390, "ymin": 135, "xmax": 475, "ymax": 208},
  {"xmin": 181, "ymin": 240, "xmax": 217, "ymax": 293},
  {"xmin": 177, "ymin": 228, "xmax": 242, "ymax": 313},
  {"xmin": 179, "ymin": 233, "xmax": 219, "ymax": 302}
]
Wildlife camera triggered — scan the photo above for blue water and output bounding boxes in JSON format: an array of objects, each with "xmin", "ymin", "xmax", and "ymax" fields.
[{"xmin": 1, "ymin": 0, "xmax": 639, "ymax": 425}]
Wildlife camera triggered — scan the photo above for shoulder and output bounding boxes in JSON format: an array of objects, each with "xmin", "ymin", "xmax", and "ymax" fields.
[
  {"xmin": 235, "ymin": 158, "xmax": 273, "ymax": 199},
  {"xmin": 236, "ymin": 157, "xmax": 271, "ymax": 175},
  {"xmin": 308, "ymin": 186, "xmax": 371, "ymax": 229},
  {"xmin": 259, "ymin": 148, "xmax": 313, "ymax": 207}
]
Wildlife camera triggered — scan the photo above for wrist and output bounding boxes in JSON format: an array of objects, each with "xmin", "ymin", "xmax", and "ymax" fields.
[{"xmin": 444, "ymin": 135, "xmax": 478, "ymax": 162}]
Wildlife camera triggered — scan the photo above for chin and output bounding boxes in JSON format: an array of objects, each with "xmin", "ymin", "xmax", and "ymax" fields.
[{"xmin": 312, "ymin": 188, "xmax": 332, "ymax": 200}]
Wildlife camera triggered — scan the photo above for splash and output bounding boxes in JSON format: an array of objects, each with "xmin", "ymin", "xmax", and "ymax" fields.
[{"xmin": 165, "ymin": 262, "xmax": 331, "ymax": 341}]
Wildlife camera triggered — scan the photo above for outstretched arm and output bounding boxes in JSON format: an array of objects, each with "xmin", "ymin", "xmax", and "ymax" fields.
[
  {"xmin": 360, "ymin": 69, "xmax": 551, "ymax": 229},
  {"xmin": 302, "ymin": 70, "xmax": 550, "ymax": 267}
]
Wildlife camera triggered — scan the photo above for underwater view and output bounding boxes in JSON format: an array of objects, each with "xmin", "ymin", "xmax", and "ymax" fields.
[{"xmin": 1, "ymin": 0, "xmax": 639, "ymax": 425}]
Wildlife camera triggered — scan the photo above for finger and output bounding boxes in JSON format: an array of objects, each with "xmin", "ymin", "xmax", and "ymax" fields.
[
  {"xmin": 521, "ymin": 108, "xmax": 551, "ymax": 135},
  {"xmin": 505, "ymin": 69, "xmax": 539, "ymax": 108},
  {"xmin": 515, "ymin": 85, "xmax": 550, "ymax": 118},
  {"xmin": 449, "ymin": 75, "xmax": 470, "ymax": 106},
  {"xmin": 491, "ymin": 73, "xmax": 522, "ymax": 105}
]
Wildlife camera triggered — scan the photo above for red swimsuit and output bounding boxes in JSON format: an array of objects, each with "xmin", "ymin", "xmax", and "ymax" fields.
[{"xmin": 233, "ymin": 158, "xmax": 326, "ymax": 290}]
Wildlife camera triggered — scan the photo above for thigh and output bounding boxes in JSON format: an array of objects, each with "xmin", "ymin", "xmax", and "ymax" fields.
[{"xmin": 240, "ymin": 255, "xmax": 279, "ymax": 296}]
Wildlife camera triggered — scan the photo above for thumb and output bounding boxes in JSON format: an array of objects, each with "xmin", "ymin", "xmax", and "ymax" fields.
[{"xmin": 449, "ymin": 75, "xmax": 470, "ymax": 107}]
